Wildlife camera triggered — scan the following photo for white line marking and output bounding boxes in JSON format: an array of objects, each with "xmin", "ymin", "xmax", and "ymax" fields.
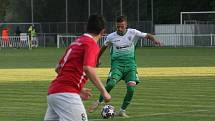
[
  {"xmin": 142, "ymin": 109, "xmax": 208, "ymax": 117},
  {"xmin": 89, "ymin": 109, "xmax": 209, "ymax": 121}
]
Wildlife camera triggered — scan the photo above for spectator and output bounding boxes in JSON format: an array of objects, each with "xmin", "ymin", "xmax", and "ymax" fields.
[
  {"xmin": 15, "ymin": 26, "xmax": 22, "ymax": 36},
  {"xmin": 28, "ymin": 25, "xmax": 38, "ymax": 48},
  {"xmin": 2, "ymin": 27, "xmax": 9, "ymax": 47}
]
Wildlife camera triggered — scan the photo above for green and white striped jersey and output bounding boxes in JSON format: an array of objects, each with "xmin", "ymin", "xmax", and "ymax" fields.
[{"xmin": 104, "ymin": 28, "xmax": 147, "ymax": 66}]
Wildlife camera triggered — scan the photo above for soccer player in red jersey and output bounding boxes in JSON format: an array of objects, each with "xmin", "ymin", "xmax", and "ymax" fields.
[{"xmin": 44, "ymin": 14, "xmax": 111, "ymax": 121}]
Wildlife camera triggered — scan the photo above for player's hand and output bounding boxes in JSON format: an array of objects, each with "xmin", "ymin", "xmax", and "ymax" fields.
[
  {"xmin": 80, "ymin": 88, "xmax": 91, "ymax": 100},
  {"xmin": 103, "ymin": 92, "xmax": 111, "ymax": 103}
]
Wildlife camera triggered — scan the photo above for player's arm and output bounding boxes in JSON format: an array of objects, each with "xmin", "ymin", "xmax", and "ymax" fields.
[
  {"xmin": 145, "ymin": 33, "xmax": 161, "ymax": 46},
  {"xmin": 96, "ymin": 45, "xmax": 108, "ymax": 66},
  {"xmin": 83, "ymin": 66, "xmax": 111, "ymax": 102},
  {"xmin": 55, "ymin": 64, "xmax": 60, "ymax": 74},
  {"xmin": 135, "ymin": 29, "xmax": 161, "ymax": 46},
  {"xmin": 98, "ymin": 45, "xmax": 108, "ymax": 58}
]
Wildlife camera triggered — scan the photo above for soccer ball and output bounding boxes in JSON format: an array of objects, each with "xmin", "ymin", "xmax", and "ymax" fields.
[{"xmin": 101, "ymin": 105, "xmax": 115, "ymax": 119}]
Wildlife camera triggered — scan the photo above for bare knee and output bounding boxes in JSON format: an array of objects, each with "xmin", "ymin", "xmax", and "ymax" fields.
[{"xmin": 127, "ymin": 81, "xmax": 136, "ymax": 87}]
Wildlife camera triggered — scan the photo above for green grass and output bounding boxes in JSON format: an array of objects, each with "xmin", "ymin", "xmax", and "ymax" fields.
[
  {"xmin": 0, "ymin": 47, "xmax": 215, "ymax": 68},
  {"xmin": 135, "ymin": 47, "xmax": 215, "ymax": 67},
  {"xmin": 0, "ymin": 47, "xmax": 215, "ymax": 121},
  {"xmin": 0, "ymin": 81, "xmax": 48, "ymax": 120},
  {"xmin": 86, "ymin": 76, "xmax": 215, "ymax": 121},
  {"xmin": 0, "ymin": 76, "xmax": 214, "ymax": 121},
  {"xmin": 0, "ymin": 48, "xmax": 65, "ymax": 68}
]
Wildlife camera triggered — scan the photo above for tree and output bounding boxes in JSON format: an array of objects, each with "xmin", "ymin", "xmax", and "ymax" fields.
[
  {"xmin": 2, "ymin": 0, "xmax": 215, "ymax": 24},
  {"xmin": 5, "ymin": 0, "xmax": 31, "ymax": 22},
  {"xmin": 153, "ymin": 0, "xmax": 212, "ymax": 24},
  {"xmin": 0, "ymin": 0, "xmax": 9, "ymax": 21}
]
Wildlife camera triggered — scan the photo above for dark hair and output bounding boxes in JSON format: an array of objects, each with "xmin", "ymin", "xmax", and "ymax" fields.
[
  {"xmin": 116, "ymin": 16, "xmax": 127, "ymax": 23},
  {"xmin": 87, "ymin": 14, "xmax": 106, "ymax": 35}
]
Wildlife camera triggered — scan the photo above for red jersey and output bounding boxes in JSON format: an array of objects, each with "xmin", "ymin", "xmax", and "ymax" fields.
[
  {"xmin": 2, "ymin": 29, "xmax": 9, "ymax": 42},
  {"xmin": 48, "ymin": 34, "xmax": 99, "ymax": 95}
]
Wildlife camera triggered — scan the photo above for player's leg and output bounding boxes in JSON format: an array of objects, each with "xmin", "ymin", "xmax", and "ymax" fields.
[
  {"xmin": 87, "ymin": 78, "xmax": 118, "ymax": 113},
  {"xmin": 44, "ymin": 104, "xmax": 59, "ymax": 121},
  {"xmin": 46, "ymin": 93, "xmax": 88, "ymax": 121},
  {"xmin": 119, "ymin": 68, "xmax": 140, "ymax": 117},
  {"xmin": 88, "ymin": 67, "xmax": 122, "ymax": 113},
  {"xmin": 118, "ymin": 82, "xmax": 136, "ymax": 118},
  {"xmin": 44, "ymin": 96, "xmax": 59, "ymax": 121},
  {"xmin": 98, "ymin": 77, "xmax": 118, "ymax": 102}
]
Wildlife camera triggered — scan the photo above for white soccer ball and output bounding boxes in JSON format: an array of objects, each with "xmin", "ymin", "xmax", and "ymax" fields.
[{"xmin": 101, "ymin": 105, "xmax": 115, "ymax": 119}]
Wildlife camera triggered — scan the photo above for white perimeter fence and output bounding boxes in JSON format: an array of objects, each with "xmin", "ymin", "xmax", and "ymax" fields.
[
  {"xmin": 1, "ymin": 34, "xmax": 215, "ymax": 49},
  {"xmin": 0, "ymin": 34, "xmax": 30, "ymax": 49},
  {"xmin": 57, "ymin": 34, "xmax": 215, "ymax": 48}
]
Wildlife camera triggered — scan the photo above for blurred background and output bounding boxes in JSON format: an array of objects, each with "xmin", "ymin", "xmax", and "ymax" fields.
[{"xmin": 0, "ymin": 0, "xmax": 215, "ymax": 47}]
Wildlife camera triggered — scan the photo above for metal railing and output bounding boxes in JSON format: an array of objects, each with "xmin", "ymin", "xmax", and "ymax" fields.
[
  {"xmin": 0, "ymin": 35, "xmax": 30, "ymax": 49},
  {"xmin": 56, "ymin": 34, "xmax": 215, "ymax": 48},
  {"xmin": 1, "ymin": 33, "xmax": 214, "ymax": 49},
  {"xmin": 156, "ymin": 34, "xmax": 215, "ymax": 47}
]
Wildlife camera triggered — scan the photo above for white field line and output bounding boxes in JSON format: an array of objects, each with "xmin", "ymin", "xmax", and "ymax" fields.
[
  {"xmin": 89, "ymin": 109, "xmax": 209, "ymax": 121},
  {"xmin": 97, "ymin": 101, "xmax": 215, "ymax": 109},
  {"xmin": 142, "ymin": 109, "xmax": 209, "ymax": 117},
  {"xmin": 131, "ymin": 102, "xmax": 215, "ymax": 108},
  {"xmin": 134, "ymin": 96, "xmax": 215, "ymax": 101}
]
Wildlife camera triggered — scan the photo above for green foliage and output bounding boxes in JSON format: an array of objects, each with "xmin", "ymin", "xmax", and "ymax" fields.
[
  {"xmin": 0, "ymin": 0, "xmax": 9, "ymax": 20},
  {"xmin": 154, "ymin": 0, "xmax": 212, "ymax": 24},
  {"xmin": 2, "ymin": 0, "xmax": 215, "ymax": 23}
]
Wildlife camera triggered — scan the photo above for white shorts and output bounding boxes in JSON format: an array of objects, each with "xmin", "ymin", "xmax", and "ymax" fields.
[{"xmin": 44, "ymin": 93, "xmax": 88, "ymax": 121}]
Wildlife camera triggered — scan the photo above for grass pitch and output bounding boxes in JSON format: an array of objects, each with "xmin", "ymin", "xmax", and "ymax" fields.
[{"xmin": 0, "ymin": 47, "xmax": 215, "ymax": 121}]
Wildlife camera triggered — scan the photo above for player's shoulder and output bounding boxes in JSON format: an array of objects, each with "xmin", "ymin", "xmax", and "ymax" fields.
[
  {"xmin": 127, "ymin": 28, "xmax": 141, "ymax": 33},
  {"xmin": 106, "ymin": 31, "xmax": 117, "ymax": 39},
  {"xmin": 76, "ymin": 34, "xmax": 96, "ymax": 45}
]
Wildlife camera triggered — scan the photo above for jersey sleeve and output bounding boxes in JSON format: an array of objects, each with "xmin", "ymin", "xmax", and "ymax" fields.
[
  {"xmin": 83, "ymin": 41, "xmax": 99, "ymax": 67},
  {"xmin": 104, "ymin": 35, "xmax": 111, "ymax": 46},
  {"xmin": 134, "ymin": 29, "xmax": 147, "ymax": 38}
]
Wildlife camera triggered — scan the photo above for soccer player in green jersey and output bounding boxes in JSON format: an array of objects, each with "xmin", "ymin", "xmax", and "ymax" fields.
[{"xmin": 88, "ymin": 15, "xmax": 161, "ymax": 117}]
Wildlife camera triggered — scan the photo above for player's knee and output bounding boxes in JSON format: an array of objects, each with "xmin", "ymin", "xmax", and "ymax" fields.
[
  {"xmin": 106, "ymin": 79, "xmax": 116, "ymax": 88},
  {"xmin": 127, "ymin": 81, "xmax": 136, "ymax": 87},
  {"xmin": 127, "ymin": 85, "xmax": 135, "ymax": 94}
]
